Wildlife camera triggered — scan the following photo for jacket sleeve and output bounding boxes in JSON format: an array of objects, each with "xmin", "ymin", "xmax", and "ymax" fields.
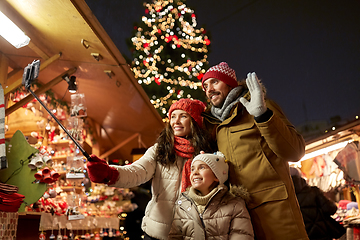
[
  {"xmin": 229, "ymin": 198, "xmax": 254, "ymax": 240},
  {"xmin": 255, "ymin": 99, "xmax": 305, "ymax": 162},
  {"xmin": 314, "ymin": 187, "xmax": 338, "ymax": 215},
  {"xmin": 108, "ymin": 145, "xmax": 157, "ymax": 188}
]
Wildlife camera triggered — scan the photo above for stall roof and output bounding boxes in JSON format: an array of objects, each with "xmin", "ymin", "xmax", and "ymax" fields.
[
  {"xmin": 304, "ymin": 118, "xmax": 360, "ymax": 155},
  {"xmin": 0, "ymin": 0, "xmax": 164, "ymax": 161}
]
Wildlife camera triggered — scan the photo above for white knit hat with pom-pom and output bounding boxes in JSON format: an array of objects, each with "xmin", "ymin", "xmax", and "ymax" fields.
[{"xmin": 191, "ymin": 151, "xmax": 228, "ymax": 184}]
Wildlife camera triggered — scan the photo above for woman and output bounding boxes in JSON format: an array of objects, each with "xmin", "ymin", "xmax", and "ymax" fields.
[{"xmin": 86, "ymin": 98, "xmax": 215, "ymax": 240}]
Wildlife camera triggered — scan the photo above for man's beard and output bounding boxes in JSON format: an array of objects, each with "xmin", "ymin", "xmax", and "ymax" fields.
[{"xmin": 210, "ymin": 92, "xmax": 225, "ymax": 108}]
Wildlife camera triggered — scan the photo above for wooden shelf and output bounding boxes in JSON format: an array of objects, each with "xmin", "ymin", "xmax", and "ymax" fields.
[
  {"xmin": 61, "ymin": 186, "xmax": 83, "ymax": 194},
  {"xmin": 48, "ymin": 140, "xmax": 70, "ymax": 145},
  {"xmin": 51, "ymin": 155, "xmax": 68, "ymax": 161}
]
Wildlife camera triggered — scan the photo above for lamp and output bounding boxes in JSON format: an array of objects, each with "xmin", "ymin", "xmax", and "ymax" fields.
[
  {"xmin": 0, "ymin": 11, "xmax": 30, "ymax": 48},
  {"xmin": 62, "ymin": 74, "xmax": 78, "ymax": 93}
]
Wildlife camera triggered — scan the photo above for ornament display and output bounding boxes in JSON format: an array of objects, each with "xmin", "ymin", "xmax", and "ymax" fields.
[
  {"xmin": 65, "ymin": 194, "xmax": 84, "ymax": 220},
  {"xmin": 66, "ymin": 156, "xmax": 85, "ymax": 179},
  {"xmin": 70, "ymin": 94, "xmax": 87, "ymax": 118},
  {"xmin": 67, "ymin": 117, "xmax": 84, "ymax": 143}
]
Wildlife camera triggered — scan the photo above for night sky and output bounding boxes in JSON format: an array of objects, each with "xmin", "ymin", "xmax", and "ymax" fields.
[{"xmin": 85, "ymin": 0, "xmax": 360, "ymax": 127}]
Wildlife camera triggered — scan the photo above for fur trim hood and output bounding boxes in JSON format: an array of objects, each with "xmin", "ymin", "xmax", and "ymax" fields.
[{"xmin": 229, "ymin": 184, "xmax": 251, "ymax": 203}]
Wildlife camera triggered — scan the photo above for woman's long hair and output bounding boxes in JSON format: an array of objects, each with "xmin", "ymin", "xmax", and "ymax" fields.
[{"xmin": 154, "ymin": 118, "xmax": 216, "ymax": 166}]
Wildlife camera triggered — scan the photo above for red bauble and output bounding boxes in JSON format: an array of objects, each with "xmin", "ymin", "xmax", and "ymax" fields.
[{"xmin": 197, "ymin": 73, "xmax": 204, "ymax": 80}]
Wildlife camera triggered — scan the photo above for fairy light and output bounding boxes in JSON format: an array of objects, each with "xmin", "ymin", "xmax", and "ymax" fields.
[{"xmin": 129, "ymin": 0, "xmax": 210, "ymax": 118}]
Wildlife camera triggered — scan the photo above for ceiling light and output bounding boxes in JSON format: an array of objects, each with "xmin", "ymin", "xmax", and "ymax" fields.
[
  {"xmin": 0, "ymin": 11, "xmax": 30, "ymax": 48},
  {"xmin": 68, "ymin": 76, "xmax": 77, "ymax": 93},
  {"xmin": 62, "ymin": 74, "xmax": 78, "ymax": 93}
]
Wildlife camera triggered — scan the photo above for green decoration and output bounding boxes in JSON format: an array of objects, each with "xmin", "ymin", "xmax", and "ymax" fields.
[{"xmin": 0, "ymin": 130, "xmax": 47, "ymax": 212}]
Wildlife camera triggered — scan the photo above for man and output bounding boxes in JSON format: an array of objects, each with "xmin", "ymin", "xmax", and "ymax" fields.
[{"xmin": 201, "ymin": 62, "xmax": 309, "ymax": 240}]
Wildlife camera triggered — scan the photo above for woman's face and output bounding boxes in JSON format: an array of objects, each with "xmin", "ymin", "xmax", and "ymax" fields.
[{"xmin": 170, "ymin": 109, "xmax": 192, "ymax": 137}]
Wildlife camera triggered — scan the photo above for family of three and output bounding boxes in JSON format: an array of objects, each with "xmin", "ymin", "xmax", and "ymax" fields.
[{"xmin": 86, "ymin": 62, "xmax": 309, "ymax": 240}]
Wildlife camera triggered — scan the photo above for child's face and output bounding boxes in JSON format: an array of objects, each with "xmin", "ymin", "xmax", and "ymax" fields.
[{"xmin": 190, "ymin": 160, "xmax": 219, "ymax": 195}]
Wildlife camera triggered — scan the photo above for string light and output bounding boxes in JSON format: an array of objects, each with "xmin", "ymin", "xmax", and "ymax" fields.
[{"xmin": 129, "ymin": 0, "xmax": 210, "ymax": 118}]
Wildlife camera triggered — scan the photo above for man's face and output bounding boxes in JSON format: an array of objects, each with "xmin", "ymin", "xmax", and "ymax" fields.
[{"xmin": 203, "ymin": 78, "xmax": 232, "ymax": 108}]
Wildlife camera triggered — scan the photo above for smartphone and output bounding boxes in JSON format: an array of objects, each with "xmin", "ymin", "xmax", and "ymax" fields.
[{"xmin": 22, "ymin": 59, "xmax": 40, "ymax": 89}]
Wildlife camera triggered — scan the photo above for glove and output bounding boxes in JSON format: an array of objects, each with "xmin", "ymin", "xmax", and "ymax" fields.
[
  {"xmin": 86, "ymin": 154, "xmax": 119, "ymax": 185},
  {"xmin": 240, "ymin": 72, "xmax": 267, "ymax": 117}
]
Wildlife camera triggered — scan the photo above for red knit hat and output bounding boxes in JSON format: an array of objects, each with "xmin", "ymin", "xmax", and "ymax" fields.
[
  {"xmin": 202, "ymin": 62, "xmax": 238, "ymax": 89},
  {"xmin": 168, "ymin": 99, "xmax": 206, "ymax": 127}
]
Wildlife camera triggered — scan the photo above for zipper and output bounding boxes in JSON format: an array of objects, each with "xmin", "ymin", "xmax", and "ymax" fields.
[
  {"xmin": 182, "ymin": 194, "xmax": 206, "ymax": 228},
  {"xmin": 199, "ymin": 212, "xmax": 205, "ymax": 228}
]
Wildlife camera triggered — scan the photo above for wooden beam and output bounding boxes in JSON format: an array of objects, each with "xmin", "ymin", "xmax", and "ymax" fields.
[
  {"xmin": 27, "ymin": 41, "xmax": 49, "ymax": 60},
  {"xmin": 5, "ymin": 67, "xmax": 76, "ymax": 116},
  {"xmin": 0, "ymin": 53, "xmax": 9, "ymax": 87},
  {"xmin": 99, "ymin": 133, "xmax": 139, "ymax": 159},
  {"xmin": 4, "ymin": 53, "xmax": 62, "ymax": 95}
]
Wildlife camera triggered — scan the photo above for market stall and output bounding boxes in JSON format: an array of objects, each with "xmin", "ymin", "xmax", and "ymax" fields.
[
  {"xmin": 290, "ymin": 118, "xmax": 360, "ymax": 239},
  {"xmin": 0, "ymin": 0, "xmax": 164, "ymax": 239}
]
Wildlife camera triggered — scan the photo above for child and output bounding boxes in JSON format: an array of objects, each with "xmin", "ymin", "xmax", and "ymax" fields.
[{"xmin": 168, "ymin": 152, "xmax": 254, "ymax": 239}]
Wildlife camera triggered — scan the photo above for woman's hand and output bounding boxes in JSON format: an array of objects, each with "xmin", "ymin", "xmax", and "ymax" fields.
[{"xmin": 86, "ymin": 154, "xmax": 119, "ymax": 185}]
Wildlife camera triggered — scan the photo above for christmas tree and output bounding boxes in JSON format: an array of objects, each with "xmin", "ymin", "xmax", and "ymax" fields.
[{"xmin": 127, "ymin": 0, "xmax": 211, "ymax": 119}]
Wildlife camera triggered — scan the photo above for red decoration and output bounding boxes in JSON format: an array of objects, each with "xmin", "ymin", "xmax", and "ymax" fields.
[
  {"xmin": 39, "ymin": 232, "xmax": 46, "ymax": 240},
  {"xmin": 155, "ymin": 78, "xmax": 161, "ymax": 85},
  {"xmin": 197, "ymin": 73, "xmax": 204, "ymax": 80},
  {"xmin": 145, "ymin": 9, "xmax": 149, "ymax": 14},
  {"xmin": 165, "ymin": 36, "xmax": 172, "ymax": 43},
  {"xmin": 143, "ymin": 43, "xmax": 149, "ymax": 48},
  {"xmin": 191, "ymin": 13, "xmax": 196, "ymax": 18},
  {"xmin": 204, "ymin": 39, "xmax": 211, "ymax": 45},
  {"xmin": 157, "ymin": 29, "xmax": 161, "ymax": 34}
]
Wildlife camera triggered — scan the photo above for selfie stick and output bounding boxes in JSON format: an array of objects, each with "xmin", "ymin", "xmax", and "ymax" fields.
[{"xmin": 22, "ymin": 60, "xmax": 92, "ymax": 162}]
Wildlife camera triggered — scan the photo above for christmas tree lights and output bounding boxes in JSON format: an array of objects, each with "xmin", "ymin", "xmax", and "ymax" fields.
[{"xmin": 128, "ymin": 0, "xmax": 211, "ymax": 119}]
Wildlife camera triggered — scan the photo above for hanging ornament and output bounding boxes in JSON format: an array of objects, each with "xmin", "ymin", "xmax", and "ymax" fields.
[
  {"xmin": 39, "ymin": 232, "xmax": 46, "ymax": 240},
  {"xmin": 94, "ymin": 233, "xmax": 100, "ymax": 240}
]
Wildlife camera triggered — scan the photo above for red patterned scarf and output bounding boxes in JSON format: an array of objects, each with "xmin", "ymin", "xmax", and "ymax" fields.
[{"xmin": 174, "ymin": 136, "xmax": 195, "ymax": 192}]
